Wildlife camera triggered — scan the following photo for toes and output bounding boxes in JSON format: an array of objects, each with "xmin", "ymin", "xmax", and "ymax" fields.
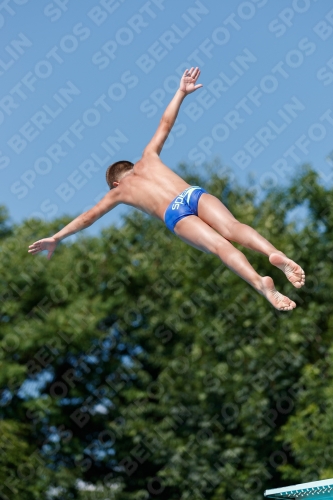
[
  {"xmin": 285, "ymin": 262, "xmax": 305, "ymax": 288},
  {"xmin": 278, "ymin": 297, "xmax": 296, "ymax": 310},
  {"xmin": 279, "ymin": 301, "xmax": 296, "ymax": 311},
  {"xmin": 271, "ymin": 255, "xmax": 305, "ymax": 288}
]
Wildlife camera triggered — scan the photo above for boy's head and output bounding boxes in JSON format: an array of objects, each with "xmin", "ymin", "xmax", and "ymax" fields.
[{"xmin": 106, "ymin": 160, "xmax": 134, "ymax": 189}]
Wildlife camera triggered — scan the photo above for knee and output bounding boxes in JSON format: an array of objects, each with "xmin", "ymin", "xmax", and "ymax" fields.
[
  {"xmin": 212, "ymin": 239, "xmax": 227, "ymax": 257},
  {"xmin": 223, "ymin": 220, "xmax": 243, "ymax": 240}
]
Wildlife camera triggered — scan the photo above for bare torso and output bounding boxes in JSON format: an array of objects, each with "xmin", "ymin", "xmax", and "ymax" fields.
[{"xmin": 115, "ymin": 153, "xmax": 191, "ymax": 221}]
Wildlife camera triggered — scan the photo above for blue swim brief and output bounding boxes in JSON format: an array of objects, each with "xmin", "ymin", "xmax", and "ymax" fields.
[{"xmin": 164, "ymin": 185, "xmax": 207, "ymax": 233}]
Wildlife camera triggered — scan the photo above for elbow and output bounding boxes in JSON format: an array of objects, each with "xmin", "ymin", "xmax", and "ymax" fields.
[
  {"xmin": 162, "ymin": 116, "xmax": 171, "ymax": 125},
  {"xmin": 82, "ymin": 213, "xmax": 95, "ymax": 227},
  {"xmin": 161, "ymin": 117, "xmax": 172, "ymax": 131}
]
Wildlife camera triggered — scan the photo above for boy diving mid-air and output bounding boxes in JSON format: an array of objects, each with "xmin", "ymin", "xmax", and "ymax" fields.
[{"xmin": 29, "ymin": 67, "xmax": 305, "ymax": 310}]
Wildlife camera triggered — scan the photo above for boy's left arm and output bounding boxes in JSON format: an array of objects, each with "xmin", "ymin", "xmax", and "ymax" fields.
[
  {"xmin": 143, "ymin": 67, "xmax": 202, "ymax": 156},
  {"xmin": 28, "ymin": 190, "xmax": 119, "ymax": 259}
]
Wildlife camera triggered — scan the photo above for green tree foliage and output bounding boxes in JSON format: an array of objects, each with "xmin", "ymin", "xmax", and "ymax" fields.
[
  {"xmin": 0, "ymin": 163, "xmax": 332, "ymax": 499},
  {"xmin": 0, "ymin": 206, "xmax": 12, "ymax": 240}
]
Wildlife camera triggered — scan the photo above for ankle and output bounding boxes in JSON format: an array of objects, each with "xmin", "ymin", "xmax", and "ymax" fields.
[
  {"xmin": 254, "ymin": 276, "xmax": 265, "ymax": 294},
  {"xmin": 269, "ymin": 250, "xmax": 284, "ymax": 258}
]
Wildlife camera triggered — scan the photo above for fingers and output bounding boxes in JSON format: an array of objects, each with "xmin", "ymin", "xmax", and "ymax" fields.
[
  {"xmin": 183, "ymin": 67, "xmax": 201, "ymax": 79},
  {"xmin": 187, "ymin": 67, "xmax": 200, "ymax": 80},
  {"xmin": 28, "ymin": 248, "xmax": 41, "ymax": 254},
  {"xmin": 28, "ymin": 241, "xmax": 41, "ymax": 250},
  {"xmin": 193, "ymin": 67, "xmax": 200, "ymax": 79},
  {"xmin": 183, "ymin": 68, "xmax": 193, "ymax": 77},
  {"xmin": 28, "ymin": 240, "xmax": 44, "ymax": 255}
]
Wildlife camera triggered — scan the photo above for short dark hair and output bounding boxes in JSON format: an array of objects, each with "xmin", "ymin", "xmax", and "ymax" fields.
[{"xmin": 106, "ymin": 160, "xmax": 134, "ymax": 189}]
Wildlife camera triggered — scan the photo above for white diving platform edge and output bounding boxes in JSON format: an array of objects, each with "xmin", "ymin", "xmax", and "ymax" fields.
[{"xmin": 265, "ymin": 479, "xmax": 333, "ymax": 500}]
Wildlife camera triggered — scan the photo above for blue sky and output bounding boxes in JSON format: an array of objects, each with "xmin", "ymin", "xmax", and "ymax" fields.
[{"xmin": 1, "ymin": 0, "xmax": 333, "ymax": 236}]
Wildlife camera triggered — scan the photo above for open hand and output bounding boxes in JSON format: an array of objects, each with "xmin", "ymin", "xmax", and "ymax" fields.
[
  {"xmin": 28, "ymin": 237, "xmax": 58, "ymax": 260},
  {"xmin": 179, "ymin": 67, "xmax": 203, "ymax": 95}
]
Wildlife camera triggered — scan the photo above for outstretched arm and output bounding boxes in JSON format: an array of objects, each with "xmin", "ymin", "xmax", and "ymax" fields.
[
  {"xmin": 28, "ymin": 190, "xmax": 119, "ymax": 259},
  {"xmin": 143, "ymin": 67, "xmax": 202, "ymax": 156}
]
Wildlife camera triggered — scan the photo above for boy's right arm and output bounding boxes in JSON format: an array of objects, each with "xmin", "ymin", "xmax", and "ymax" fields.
[
  {"xmin": 143, "ymin": 67, "xmax": 202, "ymax": 157},
  {"xmin": 28, "ymin": 189, "xmax": 119, "ymax": 259}
]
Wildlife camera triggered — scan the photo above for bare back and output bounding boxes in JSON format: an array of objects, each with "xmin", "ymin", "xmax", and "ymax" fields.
[{"xmin": 115, "ymin": 153, "xmax": 191, "ymax": 221}]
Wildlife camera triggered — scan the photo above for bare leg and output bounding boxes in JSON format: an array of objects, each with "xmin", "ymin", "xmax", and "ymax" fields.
[
  {"xmin": 197, "ymin": 193, "xmax": 305, "ymax": 288},
  {"xmin": 174, "ymin": 215, "xmax": 296, "ymax": 311}
]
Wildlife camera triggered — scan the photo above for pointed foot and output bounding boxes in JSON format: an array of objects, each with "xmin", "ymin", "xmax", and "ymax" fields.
[
  {"xmin": 269, "ymin": 253, "xmax": 305, "ymax": 288},
  {"xmin": 260, "ymin": 276, "xmax": 296, "ymax": 311}
]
